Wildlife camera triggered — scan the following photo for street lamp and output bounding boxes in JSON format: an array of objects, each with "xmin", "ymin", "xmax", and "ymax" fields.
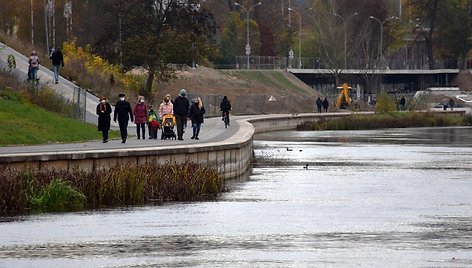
[
  {"xmin": 369, "ymin": 15, "xmax": 399, "ymax": 61},
  {"xmin": 235, "ymin": 1, "xmax": 262, "ymax": 70},
  {"xmin": 288, "ymin": 7, "xmax": 313, "ymax": 69},
  {"xmin": 333, "ymin": 12, "xmax": 358, "ymax": 69}
]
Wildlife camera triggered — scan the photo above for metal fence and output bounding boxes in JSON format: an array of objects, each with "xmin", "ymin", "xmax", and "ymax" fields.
[
  {"xmin": 71, "ymin": 86, "xmax": 87, "ymax": 122},
  {"xmin": 186, "ymin": 92, "xmax": 315, "ymax": 115}
]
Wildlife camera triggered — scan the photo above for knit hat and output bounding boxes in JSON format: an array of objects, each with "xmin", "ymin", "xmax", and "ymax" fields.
[
  {"xmin": 118, "ymin": 93, "xmax": 125, "ymax": 97},
  {"xmin": 179, "ymin": 88, "xmax": 186, "ymax": 97}
]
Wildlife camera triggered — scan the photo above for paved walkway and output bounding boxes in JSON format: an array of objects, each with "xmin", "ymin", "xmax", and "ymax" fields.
[{"xmin": 0, "ymin": 116, "xmax": 239, "ymax": 155}]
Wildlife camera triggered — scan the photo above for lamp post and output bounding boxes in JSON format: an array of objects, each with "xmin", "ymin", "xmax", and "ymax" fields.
[
  {"xmin": 333, "ymin": 12, "xmax": 358, "ymax": 69},
  {"xmin": 44, "ymin": 0, "xmax": 49, "ymax": 54},
  {"xmin": 288, "ymin": 7, "xmax": 312, "ymax": 69},
  {"xmin": 31, "ymin": 0, "xmax": 34, "ymax": 46},
  {"xmin": 235, "ymin": 1, "xmax": 262, "ymax": 70},
  {"xmin": 369, "ymin": 15, "xmax": 399, "ymax": 61}
]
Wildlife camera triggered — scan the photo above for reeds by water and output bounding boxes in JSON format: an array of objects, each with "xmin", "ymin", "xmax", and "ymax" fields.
[
  {"xmin": 0, "ymin": 161, "xmax": 225, "ymax": 215},
  {"xmin": 297, "ymin": 112, "xmax": 471, "ymax": 131}
]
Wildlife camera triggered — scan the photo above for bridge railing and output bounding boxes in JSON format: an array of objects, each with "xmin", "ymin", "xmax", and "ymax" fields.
[{"xmin": 223, "ymin": 56, "xmax": 458, "ymax": 70}]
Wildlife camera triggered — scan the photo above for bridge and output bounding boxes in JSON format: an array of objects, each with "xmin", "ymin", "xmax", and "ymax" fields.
[{"xmin": 231, "ymin": 56, "xmax": 461, "ymax": 98}]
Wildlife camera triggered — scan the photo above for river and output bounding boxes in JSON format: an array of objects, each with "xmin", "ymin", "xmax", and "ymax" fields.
[{"xmin": 1, "ymin": 127, "xmax": 472, "ymax": 267}]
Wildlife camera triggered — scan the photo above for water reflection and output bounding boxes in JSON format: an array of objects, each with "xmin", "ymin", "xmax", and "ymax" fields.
[{"xmin": 1, "ymin": 127, "xmax": 472, "ymax": 267}]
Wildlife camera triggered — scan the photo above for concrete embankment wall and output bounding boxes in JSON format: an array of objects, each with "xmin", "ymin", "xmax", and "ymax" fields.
[{"xmin": 1, "ymin": 111, "xmax": 464, "ymax": 178}]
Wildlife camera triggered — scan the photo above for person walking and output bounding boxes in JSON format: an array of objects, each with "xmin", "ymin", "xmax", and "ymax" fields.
[
  {"xmin": 315, "ymin": 97, "xmax": 322, "ymax": 113},
  {"xmin": 159, "ymin": 94, "xmax": 174, "ymax": 119},
  {"xmin": 173, "ymin": 89, "xmax": 190, "ymax": 140},
  {"xmin": 28, "ymin": 51, "xmax": 40, "ymax": 83},
  {"xmin": 220, "ymin": 96, "xmax": 232, "ymax": 126},
  {"xmin": 114, "ymin": 93, "xmax": 134, "ymax": 143},
  {"xmin": 133, "ymin": 95, "xmax": 148, "ymax": 139},
  {"xmin": 399, "ymin": 96, "xmax": 406, "ymax": 111},
  {"xmin": 50, "ymin": 47, "xmax": 64, "ymax": 84},
  {"xmin": 322, "ymin": 97, "xmax": 329, "ymax": 112},
  {"xmin": 448, "ymin": 97, "xmax": 455, "ymax": 111},
  {"xmin": 96, "ymin": 96, "xmax": 112, "ymax": 143},
  {"xmin": 147, "ymin": 106, "xmax": 159, "ymax": 139},
  {"xmin": 189, "ymin": 97, "xmax": 206, "ymax": 140}
]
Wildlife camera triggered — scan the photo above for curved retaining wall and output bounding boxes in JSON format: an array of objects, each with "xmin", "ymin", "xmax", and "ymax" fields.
[
  {"xmin": 2, "ymin": 111, "xmax": 463, "ymax": 178},
  {"xmin": 0, "ymin": 113, "xmax": 356, "ymax": 179}
]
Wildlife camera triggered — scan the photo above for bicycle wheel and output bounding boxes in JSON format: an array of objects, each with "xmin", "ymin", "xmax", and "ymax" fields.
[{"xmin": 224, "ymin": 113, "xmax": 229, "ymax": 128}]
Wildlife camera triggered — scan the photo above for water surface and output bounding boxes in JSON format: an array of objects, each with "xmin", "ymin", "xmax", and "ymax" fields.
[{"xmin": 1, "ymin": 127, "xmax": 472, "ymax": 267}]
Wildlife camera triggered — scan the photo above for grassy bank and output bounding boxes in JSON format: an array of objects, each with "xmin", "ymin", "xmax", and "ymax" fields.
[
  {"xmin": 0, "ymin": 161, "xmax": 225, "ymax": 215},
  {"xmin": 297, "ymin": 112, "xmax": 472, "ymax": 131},
  {"xmin": 0, "ymin": 88, "xmax": 118, "ymax": 145}
]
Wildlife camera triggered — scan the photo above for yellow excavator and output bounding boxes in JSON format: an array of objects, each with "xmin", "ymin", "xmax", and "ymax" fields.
[{"xmin": 336, "ymin": 83, "xmax": 352, "ymax": 109}]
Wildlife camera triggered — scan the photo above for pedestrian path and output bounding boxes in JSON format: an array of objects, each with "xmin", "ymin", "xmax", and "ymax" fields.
[
  {"xmin": 0, "ymin": 41, "xmax": 104, "ymax": 125},
  {"xmin": 0, "ymin": 115, "xmax": 239, "ymax": 155}
]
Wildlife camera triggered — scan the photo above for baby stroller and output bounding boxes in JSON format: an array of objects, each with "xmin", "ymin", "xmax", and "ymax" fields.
[{"xmin": 161, "ymin": 114, "xmax": 177, "ymax": 140}]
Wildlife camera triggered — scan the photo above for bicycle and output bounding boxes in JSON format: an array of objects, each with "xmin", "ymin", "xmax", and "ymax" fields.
[{"xmin": 222, "ymin": 111, "xmax": 230, "ymax": 128}]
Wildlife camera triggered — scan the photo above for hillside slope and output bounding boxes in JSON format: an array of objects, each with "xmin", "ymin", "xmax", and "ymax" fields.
[{"xmin": 157, "ymin": 67, "xmax": 320, "ymax": 115}]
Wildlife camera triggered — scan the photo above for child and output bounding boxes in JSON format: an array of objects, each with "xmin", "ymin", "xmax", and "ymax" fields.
[{"xmin": 148, "ymin": 107, "xmax": 159, "ymax": 139}]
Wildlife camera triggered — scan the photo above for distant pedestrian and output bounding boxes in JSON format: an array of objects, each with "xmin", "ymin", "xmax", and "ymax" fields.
[
  {"xmin": 50, "ymin": 47, "xmax": 64, "ymax": 84},
  {"xmin": 133, "ymin": 95, "xmax": 148, "ymax": 139},
  {"xmin": 448, "ymin": 97, "xmax": 455, "ymax": 111},
  {"xmin": 189, "ymin": 97, "xmax": 206, "ymax": 140},
  {"xmin": 96, "ymin": 96, "xmax": 112, "ymax": 143},
  {"xmin": 173, "ymin": 89, "xmax": 190, "ymax": 140},
  {"xmin": 399, "ymin": 96, "xmax": 406, "ymax": 111},
  {"xmin": 322, "ymin": 97, "xmax": 329, "ymax": 112},
  {"xmin": 28, "ymin": 51, "xmax": 40, "ymax": 83},
  {"xmin": 159, "ymin": 94, "xmax": 174, "ymax": 119},
  {"xmin": 147, "ymin": 106, "xmax": 159, "ymax": 139},
  {"xmin": 114, "ymin": 93, "xmax": 134, "ymax": 143},
  {"xmin": 315, "ymin": 97, "xmax": 322, "ymax": 113},
  {"xmin": 220, "ymin": 96, "xmax": 232, "ymax": 126}
]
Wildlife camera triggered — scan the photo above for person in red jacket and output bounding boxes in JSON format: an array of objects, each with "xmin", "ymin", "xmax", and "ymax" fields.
[{"xmin": 133, "ymin": 95, "xmax": 148, "ymax": 139}]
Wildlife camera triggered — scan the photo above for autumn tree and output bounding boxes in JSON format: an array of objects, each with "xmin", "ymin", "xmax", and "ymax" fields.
[
  {"xmin": 119, "ymin": 0, "xmax": 217, "ymax": 98},
  {"xmin": 408, "ymin": 0, "xmax": 441, "ymax": 69},
  {"xmin": 219, "ymin": 12, "xmax": 244, "ymax": 65},
  {"xmin": 436, "ymin": 0, "xmax": 472, "ymax": 68}
]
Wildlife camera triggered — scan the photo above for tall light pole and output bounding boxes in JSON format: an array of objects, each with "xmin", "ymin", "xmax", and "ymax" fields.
[
  {"xmin": 288, "ymin": 7, "xmax": 312, "ymax": 69},
  {"xmin": 333, "ymin": 12, "xmax": 358, "ymax": 69},
  {"xmin": 235, "ymin": 1, "xmax": 262, "ymax": 70},
  {"xmin": 31, "ymin": 0, "xmax": 34, "ymax": 46},
  {"xmin": 369, "ymin": 16, "xmax": 399, "ymax": 60},
  {"xmin": 44, "ymin": 0, "xmax": 49, "ymax": 54}
]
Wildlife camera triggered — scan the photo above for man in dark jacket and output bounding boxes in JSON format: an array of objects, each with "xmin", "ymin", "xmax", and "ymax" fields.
[
  {"xmin": 173, "ymin": 88, "xmax": 190, "ymax": 140},
  {"xmin": 114, "ymin": 93, "xmax": 134, "ymax": 143},
  {"xmin": 50, "ymin": 47, "xmax": 64, "ymax": 84},
  {"xmin": 315, "ymin": 97, "xmax": 322, "ymax": 113}
]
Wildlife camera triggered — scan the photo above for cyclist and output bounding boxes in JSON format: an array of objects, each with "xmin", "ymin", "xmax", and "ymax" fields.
[{"xmin": 220, "ymin": 96, "xmax": 232, "ymax": 127}]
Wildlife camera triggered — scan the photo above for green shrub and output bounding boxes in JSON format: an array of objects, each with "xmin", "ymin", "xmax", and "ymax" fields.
[
  {"xmin": 29, "ymin": 178, "xmax": 86, "ymax": 212},
  {"xmin": 375, "ymin": 92, "xmax": 396, "ymax": 113}
]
